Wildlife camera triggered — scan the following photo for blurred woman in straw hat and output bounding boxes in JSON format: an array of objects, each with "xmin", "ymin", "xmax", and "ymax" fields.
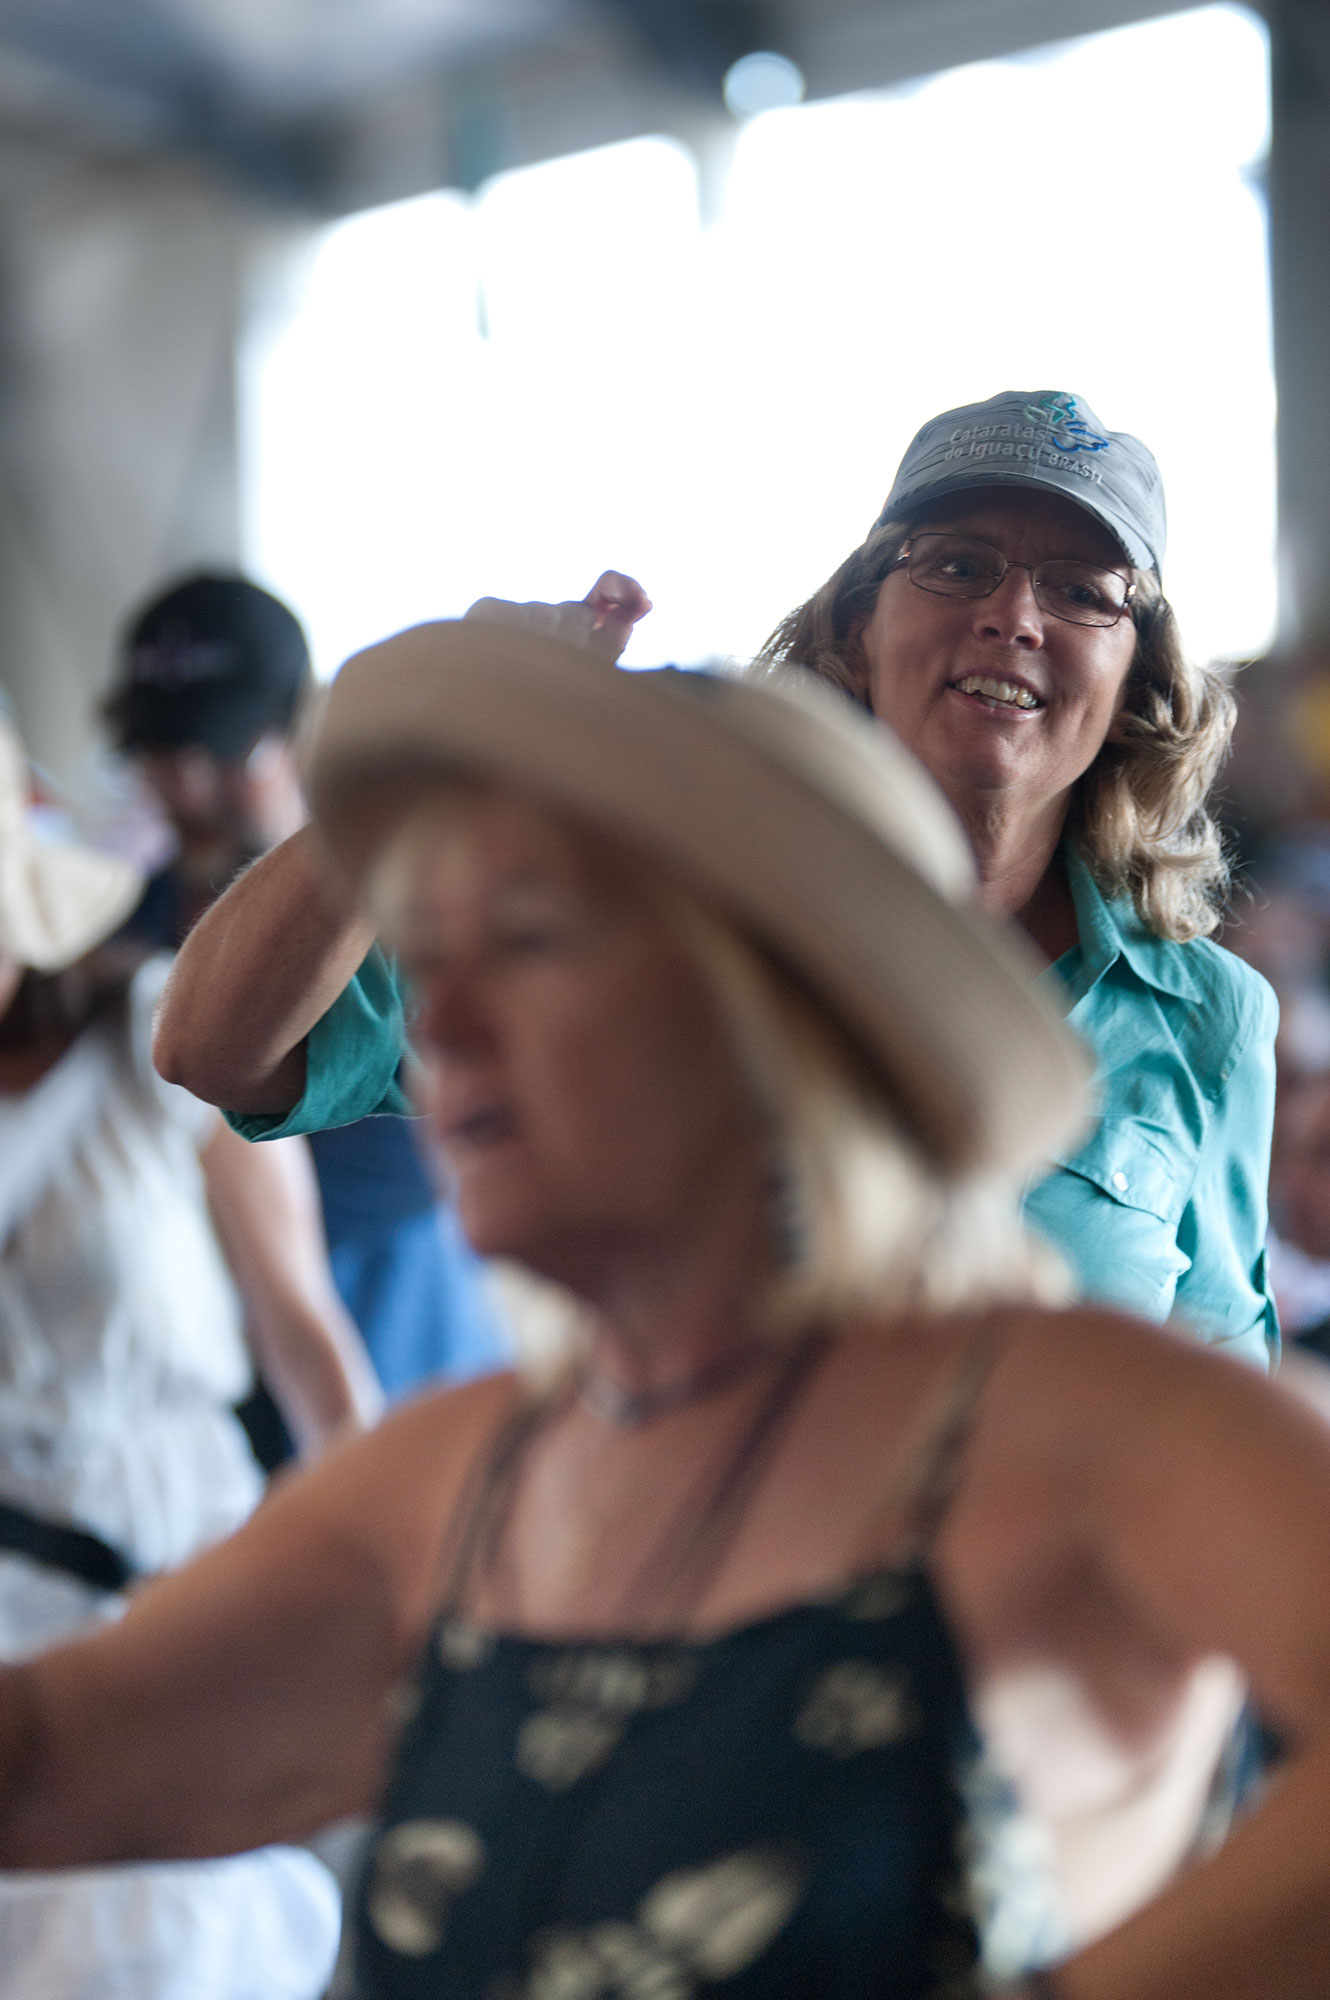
[
  {"xmin": 0, "ymin": 709, "xmax": 380, "ymax": 1999},
  {"xmin": 0, "ymin": 623, "xmax": 1327, "ymax": 2000}
]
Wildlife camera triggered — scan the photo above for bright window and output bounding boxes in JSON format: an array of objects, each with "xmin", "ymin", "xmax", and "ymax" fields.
[{"xmin": 240, "ymin": 3, "xmax": 1273, "ymax": 676}]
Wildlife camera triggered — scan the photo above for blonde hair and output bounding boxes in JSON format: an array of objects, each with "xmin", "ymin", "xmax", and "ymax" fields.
[
  {"xmin": 753, "ymin": 518, "xmax": 1235, "ymax": 942},
  {"xmin": 665, "ymin": 891, "xmax": 1069, "ymax": 1329},
  {"xmin": 365, "ymin": 792, "xmax": 1066, "ymax": 1367}
]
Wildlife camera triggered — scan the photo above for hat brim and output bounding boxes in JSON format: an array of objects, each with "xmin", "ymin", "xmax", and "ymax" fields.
[
  {"xmin": 0, "ymin": 841, "xmax": 143, "ymax": 972},
  {"xmin": 307, "ymin": 622, "xmax": 1090, "ymax": 1177}
]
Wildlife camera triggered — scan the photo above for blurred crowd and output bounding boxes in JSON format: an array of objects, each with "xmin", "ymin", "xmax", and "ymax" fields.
[
  {"xmin": 5, "ymin": 384, "xmax": 1330, "ymax": 2000},
  {"xmin": 0, "ymin": 572, "xmax": 513, "ymax": 1998},
  {"xmin": 1222, "ymin": 656, "xmax": 1330, "ymax": 1357}
]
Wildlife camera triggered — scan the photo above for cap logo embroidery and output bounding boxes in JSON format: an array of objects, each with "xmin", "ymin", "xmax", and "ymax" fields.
[
  {"xmin": 938, "ymin": 394, "xmax": 1110, "ymax": 489},
  {"xmin": 1023, "ymin": 393, "xmax": 1110, "ymax": 457},
  {"xmin": 128, "ymin": 636, "xmax": 239, "ymax": 692}
]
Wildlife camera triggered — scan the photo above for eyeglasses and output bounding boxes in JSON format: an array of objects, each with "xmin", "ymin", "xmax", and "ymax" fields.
[{"xmin": 892, "ymin": 533, "xmax": 1136, "ymax": 629}]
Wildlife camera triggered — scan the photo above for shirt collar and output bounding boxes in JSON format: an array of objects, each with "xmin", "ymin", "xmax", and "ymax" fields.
[{"xmin": 1063, "ymin": 842, "xmax": 1201, "ymax": 1004}]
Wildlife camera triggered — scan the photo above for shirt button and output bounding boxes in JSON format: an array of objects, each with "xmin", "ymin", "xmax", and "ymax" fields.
[{"xmin": 1111, "ymin": 1171, "xmax": 1129, "ymax": 1192}]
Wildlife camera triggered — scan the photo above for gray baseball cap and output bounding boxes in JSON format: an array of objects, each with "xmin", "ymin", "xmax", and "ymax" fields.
[{"xmin": 876, "ymin": 389, "xmax": 1166, "ymax": 574}]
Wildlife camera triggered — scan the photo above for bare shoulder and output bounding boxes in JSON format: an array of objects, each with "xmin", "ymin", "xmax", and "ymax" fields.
[
  {"xmin": 830, "ymin": 1299, "xmax": 1193, "ymax": 1406},
  {"xmin": 832, "ymin": 1298, "xmax": 1291, "ymax": 1416},
  {"xmin": 961, "ymin": 1301, "xmax": 1292, "ymax": 1473},
  {"xmin": 982, "ymin": 1300, "xmax": 1298, "ymax": 1424},
  {"xmin": 832, "ymin": 1300, "xmax": 1316, "ymax": 1555},
  {"xmin": 257, "ymin": 1367, "xmax": 526, "ymax": 1636},
  {"xmin": 937, "ymin": 1302, "xmax": 1330, "ymax": 1583}
]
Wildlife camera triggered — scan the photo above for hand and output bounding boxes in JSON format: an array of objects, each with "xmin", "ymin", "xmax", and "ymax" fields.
[
  {"xmin": 464, "ymin": 572, "xmax": 653, "ymax": 664},
  {"xmin": 581, "ymin": 571, "xmax": 653, "ymax": 661}
]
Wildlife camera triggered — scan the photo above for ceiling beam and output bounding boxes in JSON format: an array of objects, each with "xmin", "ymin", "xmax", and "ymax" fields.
[
  {"xmin": 791, "ymin": 0, "xmax": 1223, "ymax": 100},
  {"xmin": 0, "ymin": 0, "xmax": 1256, "ymax": 211}
]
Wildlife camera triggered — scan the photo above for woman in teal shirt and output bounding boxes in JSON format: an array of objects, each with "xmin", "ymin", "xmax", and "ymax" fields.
[
  {"xmin": 173, "ymin": 401, "xmax": 1277, "ymax": 1368},
  {"xmin": 755, "ymin": 388, "xmax": 1276, "ymax": 1366}
]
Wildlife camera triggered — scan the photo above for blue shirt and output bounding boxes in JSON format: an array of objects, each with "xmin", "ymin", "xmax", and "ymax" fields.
[
  {"xmin": 226, "ymin": 949, "xmax": 506, "ymax": 1396},
  {"xmin": 127, "ymin": 866, "xmax": 505, "ymax": 1401},
  {"xmin": 1024, "ymin": 846, "xmax": 1278, "ymax": 1367}
]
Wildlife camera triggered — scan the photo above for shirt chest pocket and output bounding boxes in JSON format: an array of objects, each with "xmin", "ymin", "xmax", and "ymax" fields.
[{"xmin": 1024, "ymin": 1122, "xmax": 1199, "ymax": 1323}]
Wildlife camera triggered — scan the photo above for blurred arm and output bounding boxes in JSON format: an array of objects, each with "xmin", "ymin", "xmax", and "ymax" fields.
[
  {"xmin": 0, "ymin": 1376, "xmax": 514, "ymax": 1867},
  {"xmin": 203, "ymin": 1120, "xmax": 383, "ymax": 1453},
  {"xmin": 153, "ymin": 575, "xmax": 651, "ymax": 1120},
  {"xmin": 154, "ymin": 824, "xmax": 376, "ymax": 1115},
  {"xmin": 960, "ymin": 1315, "xmax": 1330, "ymax": 2000}
]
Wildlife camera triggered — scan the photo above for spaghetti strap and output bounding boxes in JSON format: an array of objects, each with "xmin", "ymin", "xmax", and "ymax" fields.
[
  {"xmin": 895, "ymin": 1318, "xmax": 1009, "ymax": 1567},
  {"xmin": 433, "ymin": 1331, "xmax": 829, "ymax": 1641},
  {"xmin": 434, "ymin": 1384, "xmax": 566, "ymax": 1621}
]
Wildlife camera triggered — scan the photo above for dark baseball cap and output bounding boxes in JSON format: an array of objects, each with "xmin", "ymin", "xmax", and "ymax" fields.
[
  {"xmin": 106, "ymin": 573, "xmax": 312, "ymax": 759},
  {"xmin": 876, "ymin": 390, "xmax": 1166, "ymax": 574}
]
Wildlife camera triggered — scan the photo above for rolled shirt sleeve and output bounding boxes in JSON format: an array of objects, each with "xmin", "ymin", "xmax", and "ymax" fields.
[{"xmin": 225, "ymin": 945, "xmax": 412, "ymax": 1142}]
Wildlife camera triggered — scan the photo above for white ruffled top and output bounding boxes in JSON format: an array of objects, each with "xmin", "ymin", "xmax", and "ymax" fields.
[{"xmin": 0, "ymin": 954, "xmax": 259, "ymax": 1596}]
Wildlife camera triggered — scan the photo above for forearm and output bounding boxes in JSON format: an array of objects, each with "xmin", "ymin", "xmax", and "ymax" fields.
[
  {"xmin": 247, "ymin": 1297, "xmax": 384, "ymax": 1457},
  {"xmin": 0, "ymin": 1530, "xmax": 396, "ymax": 1867},
  {"xmin": 154, "ymin": 825, "xmax": 376, "ymax": 1114},
  {"xmin": 204, "ymin": 1125, "xmax": 383, "ymax": 1454},
  {"xmin": 0, "ymin": 1390, "xmax": 496, "ymax": 1870},
  {"xmin": 0, "ymin": 1664, "xmax": 46, "ymax": 1847}
]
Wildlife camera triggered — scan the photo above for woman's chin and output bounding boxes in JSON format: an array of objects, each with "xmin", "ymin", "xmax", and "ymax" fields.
[
  {"xmin": 453, "ymin": 1194, "xmax": 562, "ymax": 1274},
  {"xmin": 934, "ymin": 716, "xmax": 1044, "ymax": 781}
]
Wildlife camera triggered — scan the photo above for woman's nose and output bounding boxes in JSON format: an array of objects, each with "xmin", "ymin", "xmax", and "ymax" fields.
[
  {"xmin": 414, "ymin": 967, "xmax": 493, "ymax": 1055},
  {"xmin": 143, "ymin": 747, "xmax": 226, "ymax": 816},
  {"xmin": 974, "ymin": 566, "xmax": 1045, "ymax": 646}
]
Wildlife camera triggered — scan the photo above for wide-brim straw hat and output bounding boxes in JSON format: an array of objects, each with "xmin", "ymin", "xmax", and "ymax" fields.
[
  {"xmin": 0, "ymin": 721, "xmax": 141, "ymax": 973},
  {"xmin": 306, "ymin": 619, "xmax": 1090, "ymax": 1177}
]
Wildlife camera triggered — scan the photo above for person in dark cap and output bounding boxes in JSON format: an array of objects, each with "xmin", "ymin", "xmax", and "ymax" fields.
[
  {"xmin": 106, "ymin": 570, "xmax": 507, "ymax": 1426},
  {"xmin": 106, "ymin": 573, "xmax": 312, "ymax": 945},
  {"xmin": 109, "ymin": 571, "xmax": 310, "ymax": 754}
]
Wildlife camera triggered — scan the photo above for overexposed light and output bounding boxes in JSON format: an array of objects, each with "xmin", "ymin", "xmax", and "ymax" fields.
[
  {"xmin": 723, "ymin": 52, "xmax": 806, "ymax": 119},
  {"xmin": 240, "ymin": 4, "xmax": 1273, "ymax": 679}
]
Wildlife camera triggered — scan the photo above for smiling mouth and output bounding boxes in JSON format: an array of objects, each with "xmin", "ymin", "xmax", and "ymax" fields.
[{"xmin": 950, "ymin": 675, "xmax": 1042, "ymax": 712}]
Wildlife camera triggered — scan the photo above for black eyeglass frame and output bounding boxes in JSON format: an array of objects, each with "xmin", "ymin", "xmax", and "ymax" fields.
[{"xmin": 891, "ymin": 533, "xmax": 1138, "ymax": 630}]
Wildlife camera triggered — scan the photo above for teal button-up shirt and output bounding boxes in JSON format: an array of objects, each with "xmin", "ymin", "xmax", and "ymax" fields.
[
  {"xmin": 1023, "ymin": 847, "xmax": 1279, "ymax": 1368},
  {"xmin": 231, "ymin": 847, "xmax": 1279, "ymax": 1369}
]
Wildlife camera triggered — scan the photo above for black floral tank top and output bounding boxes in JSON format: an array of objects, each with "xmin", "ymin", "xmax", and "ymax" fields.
[{"xmin": 354, "ymin": 1338, "xmax": 1065, "ymax": 1998}]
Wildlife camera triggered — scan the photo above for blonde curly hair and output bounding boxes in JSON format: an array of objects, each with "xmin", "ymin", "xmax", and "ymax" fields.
[{"xmin": 752, "ymin": 517, "xmax": 1235, "ymax": 942}]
